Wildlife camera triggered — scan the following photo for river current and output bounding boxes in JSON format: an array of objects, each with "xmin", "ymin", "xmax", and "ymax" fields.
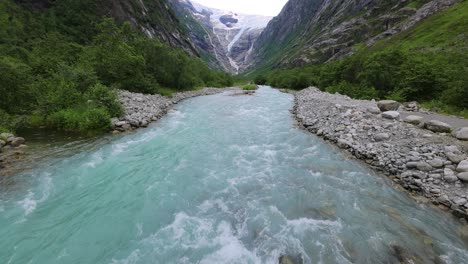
[{"xmin": 0, "ymin": 87, "xmax": 467, "ymax": 263}]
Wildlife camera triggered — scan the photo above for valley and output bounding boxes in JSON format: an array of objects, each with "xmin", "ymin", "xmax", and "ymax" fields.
[{"xmin": 0, "ymin": 0, "xmax": 468, "ymax": 263}]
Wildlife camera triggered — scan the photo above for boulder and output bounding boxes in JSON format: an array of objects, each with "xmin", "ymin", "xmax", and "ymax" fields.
[
  {"xmin": 453, "ymin": 127, "xmax": 468, "ymax": 141},
  {"xmin": 427, "ymin": 159, "xmax": 444, "ymax": 168},
  {"xmin": 416, "ymin": 162, "xmax": 433, "ymax": 171},
  {"xmin": 457, "ymin": 160, "xmax": 468, "ymax": 172},
  {"xmin": 402, "ymin": 101, "xmax": 420, "ymax": 112},
  {"xmin": 425, "ymin": 120, "xmax": 452, "ymax": 133},
  {"xmin": 367, "ymin": 107, "xmax": 381, "ymax": 114},
  {"xmin": 7, "ymin": 137, "xmax": 25, "ymax": 147},
  {"xmin": 403, "ymin": 115, "xmax": 424, "ymax": 126},
  {"xmin": 0, "ymin": 133, "xmax": 13, "ymax": 139},
  {"xmin": 374, "ymin": 133, "xmax": 390, "ymax": 141},
  {"xmin": 377, "ymin": 100, "xmax": 400, "ymax": 111},
  {"xmin": 0, "ymin": 140, "xmax": 5, "ymax": 147},
  {"xmin": 444, "ymin": 146, "xmax": 466, "ymax": 164},
  {"xmin": 382, "ymin": 111, "xmax": 400, "ymax": 120},
  {"xmin": 457, "ymin": 172, "xmax": 468, "ymax": 182}
]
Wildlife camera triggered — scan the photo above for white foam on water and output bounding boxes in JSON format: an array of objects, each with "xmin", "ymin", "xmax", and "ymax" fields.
[
  {"xmin": 17, "ymin": 191, "xmax": 36, "ymax": 216},
  {"xmin": 84, "ymin": 150, "xmax": 104, "ymax": 168},
  {"xmin": 286, "ymin": 217, "xmax": 342, "ymax": 234},
  {"xmin": 199, "ymin": 222, "xmax": 262, "ymax": 264},
  {"xmin": 111, "ymin": 249, "xmax": 141, "ymax": 264},
  {"xmin": 17, "ymin": 173, "xmax": 53, "ymax": 217}
]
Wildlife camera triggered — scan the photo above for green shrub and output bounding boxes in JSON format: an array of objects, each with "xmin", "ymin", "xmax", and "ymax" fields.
[
  {"xmin": 47, "ymin": 107, "xmax": 111, "ymax": 134},
  {"xmin": 85, "ymin": 83, "xmax": 123, "ymax": 117},
  {"xmin": 242, "ymin": 84, "xmax": 258, "ymax": 90}
]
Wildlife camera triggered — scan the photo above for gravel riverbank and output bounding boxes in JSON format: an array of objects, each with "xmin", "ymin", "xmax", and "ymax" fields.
[
  {"xmin": 293, "ymin": 87, "xmax": 468, "ymax": 221},
  {"xmin": 112, "ymin": 87, "xmax": 238, "ymax": 132}
]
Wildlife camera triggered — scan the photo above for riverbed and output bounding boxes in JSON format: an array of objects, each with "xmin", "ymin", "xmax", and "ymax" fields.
[{"xmin": 0, "ymin": 87, "xmax": 467, "ymax": 263}]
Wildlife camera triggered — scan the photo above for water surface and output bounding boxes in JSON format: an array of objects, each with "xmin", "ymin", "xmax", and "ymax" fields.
[{"xmin": 1, "ymin": 87, "xmax": 467, "ymax": 263}]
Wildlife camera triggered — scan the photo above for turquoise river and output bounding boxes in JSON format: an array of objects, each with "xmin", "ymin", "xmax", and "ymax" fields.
[{"xmin": 1, "ymin": 87, "xmax": 467, "ymax": 263}]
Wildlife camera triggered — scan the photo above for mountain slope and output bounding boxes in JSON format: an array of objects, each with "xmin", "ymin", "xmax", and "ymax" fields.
[
  {"xmin": 251, "ymin": 0, "xmax": 460, "ymax": 71},
  {"xmin": 262, "ymin": 0, "xmax": 467, "ymax": 114},
  {"xmin": 170, "ymin": 0, "xmax": 272, "ymax": 74}
]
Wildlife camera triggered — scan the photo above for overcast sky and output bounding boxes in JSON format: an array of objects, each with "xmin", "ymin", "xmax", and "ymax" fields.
[{"xmin": 192, "ymin": 0, "xmax": 288, "ymax": 16}]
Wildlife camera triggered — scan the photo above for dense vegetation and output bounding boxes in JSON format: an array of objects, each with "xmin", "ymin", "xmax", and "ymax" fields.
[
  {"xmin": 256, "ymin": 1, "xmax": 468, "ymax": 116},
  {"xmin": 0, "ymin": 0, "xmax": 232, "ymax": 135}
]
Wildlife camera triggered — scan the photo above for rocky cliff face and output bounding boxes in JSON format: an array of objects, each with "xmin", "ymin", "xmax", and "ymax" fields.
[
  {"xmin": 173, "ymin": 0, "xmax": 272, "ymax": 74},
  {"xmin": 251, "ymin": 0, "xmax": 460, "ymax": 70}
]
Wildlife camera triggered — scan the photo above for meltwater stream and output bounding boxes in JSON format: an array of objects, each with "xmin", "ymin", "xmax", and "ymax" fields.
[{"xmin": 1, "ymin": 87, "xmax": 467, "ymax": 263}]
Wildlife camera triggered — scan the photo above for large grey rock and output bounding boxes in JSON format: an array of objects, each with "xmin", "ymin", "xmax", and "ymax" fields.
[
  {"xmin": 367, "ymin": 107, "xmax": 381, "ymax": 114},
  {"xmin": 457, "ymin": 160, "xmax": 468, "ymax": 172},
  {"xmin": 416, "ymin": 162, "xmax": 433, "ymax": 171},
  {"xmin": 7, "ymin": 137, "xmax": 25, "ymax": 147},
  {"xmin": 403, "ymin": 115, "xmax": 424, "ymax": 126},
  {"xmin": 425, "ymin": 120, "xmax": 452, "ymax": 133},
  {"xmin": 446, "ymin": 152, "xmax": 465, "ymax": 164},
  {"xmin": 377, "ymin": 100, "xmax": 400, "ymax": 111},
  {"xmin": 453, "ymin": 127, "xmax": 468, "ymax": 141},
  {"xmin": 457, "ymin": 172, "xmax": 468, "ymax": 182},
  {"xmin": 0, "ymin": 140, "xmax": 5, "ymax": 147},
  {"xmin": 427, "ymin": 159, "xmax": 444, "ymax": 168},
  {"xmin": 382, "ymin": 111, "xmax": 400, "ymax": 120},
  {"xmin": 374, "ymin": 133, "xmax": 390, "ymax": 141}
]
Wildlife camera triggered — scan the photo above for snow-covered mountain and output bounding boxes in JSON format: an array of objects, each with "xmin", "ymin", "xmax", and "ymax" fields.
[{"xmin": 188, "ymin": 1, "xmax": 273, "ymax": 73}]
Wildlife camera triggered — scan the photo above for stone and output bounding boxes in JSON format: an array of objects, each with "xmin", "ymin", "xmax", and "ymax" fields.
[
  {"xmin": 374, "ymin": 133, "xmax": 390, "ymax": 142},
  {"xmin": 453, "ymin": 127, "xmax": 468, "ymax": 141},
  {"xmin": 337, "ymin": 139, "xmax": 350, "ymax": 149},
  {"xmin": 7, "ymin": 137, "xmax": 25, "ymax": 147},
  {"xmin": 0, "ymin": 133, "xmax": 13, "ymax": 139},
  {"xmin": 0, "ymin": 140, "xmax": 5, "ymax": 147},
  {"xmin": 456, "ymin": 160, "xmax": 468, "ymax": 172},
  {"xmin": 457, "ymin": 172, "xmax": 468, "ymax": 182},
  {"xmin": 402, "ymin": 101, "xmax": 420, "ymax": 112},
  {"xmin": 382, "ymin": 111, "xmax": 400, "ymax": 120},
  {"xmin": 416, "ymin": 162, "xmax": 433, "ymax": 171},
  {"xmin": 427, "ymin": 159, "xmax": 444, "ymax": 168},
  {"xmin": 403, "ymin": 115, "xmax": 424, "ymax": 126},
  {"xmin": 406, "ymin": 162, "xmax": 419, "ymax": 169},
  {"xmin": 367, "ymin": 107, "xmax": 381, "ymax": 114},
  {"xmin": 377, "ymin": 100, "xmax": 400, "ymax": 111},
  {"xmin": 454, "ymin": 197, "xmax": 468, "ymax": 206},
  {"xmin": 446, "ymin": 152, "xmax": 466, "ymax": 164},
  {"xmin": 444, "ymin": 175, "xmax": 458, "ymax": 183},
  {"xmin": 425, "ymin": 120, "xmax": 452, "ymax": 133},
  {"xmin": 115, "ymin": 121, "xmax": 127, "ymax": 127}
]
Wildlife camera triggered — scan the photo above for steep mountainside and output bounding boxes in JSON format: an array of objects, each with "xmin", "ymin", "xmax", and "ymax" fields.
[
  {"xmin": 251, "ymin": 0, "xmax": 460, "ymax": 70},
  {"xmin": 17, "ymin": 0, "xmax": 199, "ymax": 55},
  {"xmin": 171, "ymin": 0, "xmax": 272, "ymax": 74}
]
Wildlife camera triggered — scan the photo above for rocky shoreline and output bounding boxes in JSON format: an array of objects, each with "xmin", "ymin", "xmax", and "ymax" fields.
[
  {"xmin": 112, "ymin": 87, "xmax": 237, "ymax": 132},
  {"xmin": 293, "ymin": 87, "xmax": 468, "ymax": 221}
]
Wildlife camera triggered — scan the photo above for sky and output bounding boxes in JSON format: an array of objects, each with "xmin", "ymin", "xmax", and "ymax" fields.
[{"xmin": 192, "ymin": 0, "xmax": 288, "ymax": 16}]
